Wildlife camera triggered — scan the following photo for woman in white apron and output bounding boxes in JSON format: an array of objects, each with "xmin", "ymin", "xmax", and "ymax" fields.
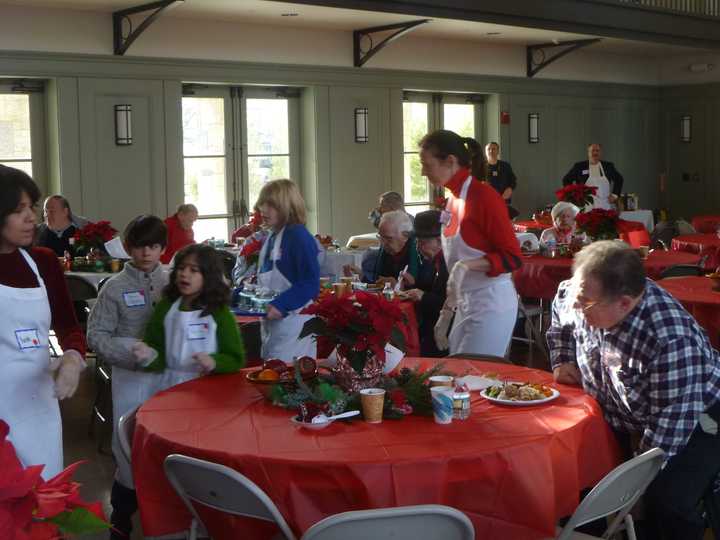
[
  {"xmin": 0, "ymin": 167, "xmax": 85, "ymax": 479},
  {"xmin": 418, "ymin": 131, "xmax": 522, "ymax": 357},
  {"xmin": 254, "ymin": 180, "xmax": 320, "ymax": 364}
]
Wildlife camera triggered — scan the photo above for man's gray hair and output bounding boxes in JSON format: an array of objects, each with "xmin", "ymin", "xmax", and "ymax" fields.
[
  {"xmin": 572, "ymin": 240, "xmax": 645, "ymax": 299},
  {"xmin": 380, "ymin": 191, "xmax": 404, "ymax": 211},
  {"xmin": 379, "ymin": 210, "xmax": 414, "ymax": 237},
  {"xmin": 177, "ymin": 203, "xmax": 198, "ymax": 215}
]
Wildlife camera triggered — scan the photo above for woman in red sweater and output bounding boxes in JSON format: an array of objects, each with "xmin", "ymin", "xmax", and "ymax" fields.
[
  {"xmin": 0, "ymin": 165, "xmax": 86, "ymax": 479},
  {"xmin": 419, "ymin": 130, "xmax": 522, "ymax": 357}
]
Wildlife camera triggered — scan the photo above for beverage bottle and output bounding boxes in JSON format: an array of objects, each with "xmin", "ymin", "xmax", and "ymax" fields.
[
  {"xmin": 382, "ymin": 282, "xmax": 394, "ymax": 301},
  {"xmin": 63, "ymin": 250, "xmax": 72, "ymax": 272},
  {"xmin": 452, "ymin": 383, "xmax": 471, "ymax": 420}
]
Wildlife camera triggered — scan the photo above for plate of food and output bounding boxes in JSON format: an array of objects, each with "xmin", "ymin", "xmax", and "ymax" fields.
[{"xmin": 481, "ymin": 381, "xmax": 559, "ymax": 406}]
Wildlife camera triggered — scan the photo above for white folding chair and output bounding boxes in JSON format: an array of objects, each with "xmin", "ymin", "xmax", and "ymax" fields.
[
  {"xmin": 553, "ymin": 447, "xmax": 665, "ymax": 540},
  {"xmin": 117, "ymin": 406, "xmax": 138, "ymax": 464},
  {"xmin": 301, "ymin": 504, "xmax": 475, "ymax": 540},
  {"xmin": 163, "ymin": 454, "xmax": 296, "ymax": 540}
]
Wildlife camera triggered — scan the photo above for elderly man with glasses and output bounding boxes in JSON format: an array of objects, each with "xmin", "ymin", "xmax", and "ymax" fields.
[
  {"xmin": 360, "ymin": 210, "xmax": 420, "ymax": 286},
  {"xmin": 547, "ymin": 240, "xmax": 720, "ymax": 540}
]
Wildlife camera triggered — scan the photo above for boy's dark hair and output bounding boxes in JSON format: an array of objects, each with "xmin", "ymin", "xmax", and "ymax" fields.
[
  {"xmin": 164, "ymin": 244, "xmax": 230, "ymax": 316},
  {"xmin": 0, "ymin": 165, "xmax": 41, "ymax": 227},
  {"xmin": 123, "ymin": 214, "xmax": 168, "ymax": 249}
]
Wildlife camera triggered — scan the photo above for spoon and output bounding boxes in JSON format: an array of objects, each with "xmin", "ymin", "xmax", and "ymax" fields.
[{"xmin": 311, "ymin": 410, "xmax": 360, "ymax": 424}]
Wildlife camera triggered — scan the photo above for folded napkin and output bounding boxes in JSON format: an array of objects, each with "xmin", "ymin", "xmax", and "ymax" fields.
[{"xmin": 455, "ymin": 375, "xmax": 499, "ymax": 392}]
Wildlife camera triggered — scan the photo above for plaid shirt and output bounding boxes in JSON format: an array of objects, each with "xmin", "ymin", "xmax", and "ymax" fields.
[{"xmin": 548, "ymin": 278, "xmax": 720, "ymax": 459}]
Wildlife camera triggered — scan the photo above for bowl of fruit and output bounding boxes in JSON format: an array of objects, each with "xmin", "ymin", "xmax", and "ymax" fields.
[{"xmin": 246, "ymin": 357, "xmax": 318, "ymax": 401}]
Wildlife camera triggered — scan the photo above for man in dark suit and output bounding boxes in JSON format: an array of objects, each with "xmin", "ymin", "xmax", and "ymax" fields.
[{"xmin": 562, "ymin": 143, "xmax": 624, "ymax": 208}]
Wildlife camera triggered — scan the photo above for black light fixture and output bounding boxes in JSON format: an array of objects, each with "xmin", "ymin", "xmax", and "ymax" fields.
[
  {"xmin": 114, "ymin": 104, "xmax": 132, "ymax": 145},
  {"xmin": 354, "ymin": 107, "xmax": 368, "ymax": 143},
  {"xmin": 680, "ymin": 115, "xmax": 691, "ymax": 143},
  {"xmin": 528, "ymin": 113, "xmax": 540, "ymax": 144}
]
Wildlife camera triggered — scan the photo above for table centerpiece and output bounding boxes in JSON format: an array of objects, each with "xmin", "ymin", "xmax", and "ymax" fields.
[
  {"xmin": 555, "ymin": 184, "xmax": 597, "ymax": 209},
  {"xmin": 575, "ymin": 208, "xmax": 620, "ymax": 241}
]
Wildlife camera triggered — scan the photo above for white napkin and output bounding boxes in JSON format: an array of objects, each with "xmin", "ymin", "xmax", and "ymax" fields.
[
  {"xmin": 104, "ymin": 236, "xmax": 130, "ymax": 259},
  {"xmin": 455, "ymin": 375, "xmax": 499, "ymax": 392}
]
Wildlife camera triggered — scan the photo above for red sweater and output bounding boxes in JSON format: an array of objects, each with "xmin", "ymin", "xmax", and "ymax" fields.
[
  {"xmin": 161, "ymin": 214, "xmax": 195, "ymax": 264},
  {"xmin": 0, "ymin": 247, "xmax": 86, "ymax": 355},
  {"xmin": 445, "ymin": 167, "xmax": 522, "ymax": 276}
]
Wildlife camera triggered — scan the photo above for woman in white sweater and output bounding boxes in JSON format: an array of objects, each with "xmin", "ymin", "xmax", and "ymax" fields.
[{"xmin": 540, "ymin": 202, "xmax": 586, "ymax": 246}]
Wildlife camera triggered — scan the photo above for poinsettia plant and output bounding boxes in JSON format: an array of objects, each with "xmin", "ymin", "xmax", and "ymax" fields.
[
  {"xmin": 72, "ymin": 221, "xmax": 117, "ymax": 254},
  {"xmin": 555, "ymin": 184, "xmax": 597, "ymax": 208},
  {"xmin": 575, "ymin": 209, "xmax": 620, "ymax": 240},
  {"xmin": 300, "ymin": 291, "xmax": 407, "ymax": 376},
  {"xmin": 0, "ymin": 420, "xmax": 110, "ymax": 539}
]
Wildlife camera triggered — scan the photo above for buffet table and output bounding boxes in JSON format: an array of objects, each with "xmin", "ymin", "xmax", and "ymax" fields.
[
  {"xmin": 133, "ymin": 358, "xmax": 621, "ymax": 540},
  {"xmin": 656, "ymin": 276, "xmax": 720, "ymax": 347}
]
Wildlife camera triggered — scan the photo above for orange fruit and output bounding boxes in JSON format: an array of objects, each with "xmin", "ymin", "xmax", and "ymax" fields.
[{"xmin": 257, "ymin": 368, "xmax": 280, "ymax": 382}]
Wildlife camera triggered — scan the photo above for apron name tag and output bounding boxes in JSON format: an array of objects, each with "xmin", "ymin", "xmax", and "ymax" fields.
[
  {"xmin": 123, "ymin": 290, "xmax": 147, "ymax": 307},
  {"xmin": 15, "ymin": 328, "xmax": 41, "ymax": 350},
  {"xmin": 187, "ymin": 322, "xmax": 210, "ymax": 341},
  {"xmin": 582, "ymin": 169, "xmax": 589, "ymax": 175},
  {"xmin": 492, "ymin": 170, "xmax": 498, "ymax": 176}
]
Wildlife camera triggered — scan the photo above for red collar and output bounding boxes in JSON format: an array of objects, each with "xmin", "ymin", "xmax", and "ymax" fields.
[{"xmin": 445, "ymin": 167, "xmax": 470, "ymax": 197}]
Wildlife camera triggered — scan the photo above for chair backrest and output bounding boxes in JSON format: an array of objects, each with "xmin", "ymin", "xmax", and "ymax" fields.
[
  {"xmin": 626, "ymin": 229, "xmax": 651, "ymax": 249},
  {"xmin": 556, "ymin": 447, "xmax": 665, "ymax": 540},
  {"xmin": 301, "ymin": 504, "xmax": 474, "ymax": 540},
  {"xmin": 117, "ymin": 406, "xmax": 138, "ymax": 464},
  {"xmin": 448, "ymin": 353, "xmax": 511, "ymax": 364},
  {"xmin": 64, "ymin": 274, "xmax": 98, "ymax": 301},
  {"xmin": 659, "ymin": 264, "xmax": 704, "ymax": 279},
  {"xmin": 163, "ymin": 454, "xmax": 296, "ymax": 540},
  {"xmin": 239, "ymin": 320, "xmax": 262, "ymax": 367}
]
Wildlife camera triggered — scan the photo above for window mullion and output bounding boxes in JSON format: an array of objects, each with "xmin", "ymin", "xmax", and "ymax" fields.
[{"xmin": 237, "ymin": 90, "xmax": 250, "ymax": 217}]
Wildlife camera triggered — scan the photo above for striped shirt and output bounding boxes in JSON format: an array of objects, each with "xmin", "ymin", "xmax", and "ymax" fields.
[{"xmin": 547, "ymin": 278, "xmax": 720, "ymax": 458}]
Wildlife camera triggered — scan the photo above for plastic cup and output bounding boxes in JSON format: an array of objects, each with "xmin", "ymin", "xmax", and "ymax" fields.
[
  {"xmin": 110, "ymin": 259, "xmax": 121, "ymax": 272},
  {"xmin": 332, "ymin": 282, "xmax": 348, "ymax": 297},
  {"xmin": 360, "ymin": 388, "xmax": 386, "ymax": 424},
  {"xmin": 340, "ymin": 276, "xmax": 354, "ymax": 286},
  {"xmin": 428, "ymin": 375, "xmax": 454, "ymax": 388},
  {"xmin": 430, "ymin": 386, "xmax": 454, "ymax": 424}
]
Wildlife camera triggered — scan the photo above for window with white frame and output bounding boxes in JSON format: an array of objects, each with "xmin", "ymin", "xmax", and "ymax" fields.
[
  {"xmin": 402, "ymin": 93, "xmax": 482, "ymax": 214},
  {"xmin": 181, "ymin": 86, "xmax": 299, "ymax": 242},
  {"xmin": 0, "ymin": 93, "xmax": 33, "ymax": 176}
]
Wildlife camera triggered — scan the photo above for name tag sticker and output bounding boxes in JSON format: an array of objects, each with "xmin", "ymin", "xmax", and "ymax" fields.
[
  {"xmin": 123, "ymin": 290, "xmax": 146, "ymax": 307},
  {"xmin": 187, "ymin": 322, "xmax": 209, "ymax": 341},
  {"xmin": 439, "ymin": 210, "xmax": 452, "ymax": 225},
  {"xmin": 582, "ymin": 169, "xmax": 589, "ymax": 175},
  {"xmin": 492, "ymin": 170, "xmax": 498, "ymax": 176},
  {"xmin": 15, "ymin": 328, "xmax": 41, "ymax": 350}
]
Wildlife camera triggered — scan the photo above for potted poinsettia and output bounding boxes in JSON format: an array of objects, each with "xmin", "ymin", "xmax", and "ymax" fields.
[
  {"xmin": 555, "ymin": 184, "xmax": 597, "ymax": 209},
  {"xmin": 300, "ymin": 291, "xmax": 407, "ymax": 393},
  {"xmin": 0, "ymin": 420, "xmax": 110, "ymax": 539},
  {"xmin": 72, "ymin": 220, "xmax": 117, "ymax": 256},
  {"xmin": 575, "ymin": 208, "xmax": 620, "ymax": 240}
]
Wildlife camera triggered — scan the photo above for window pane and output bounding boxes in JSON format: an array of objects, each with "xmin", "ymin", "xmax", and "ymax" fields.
[
  {"xmin": 184, "ymin": 157, "xmax": 227, "ymax": 215},
  {"xmin": 248, "ymin": 155, "xmax": 289, "ymax": 209},
  {"xmin": 0, "ymin": 161, "xmax": 32, "ymax": 176},
  {"xmin": 0, "ymin": 95, "xmax": 31, "ymax": 160},
  {"xmin": 443, "ymin": 104, "xmax": 474, "ymax": 139},
  {"xmin": 403, "ymin": 153, "xmax": 429, "ymax": 203},
  {"xmin": 193, "ymin": 218, "xmax": 229, "ymax": 244},
  {"xmin": 182, "ymin": 97, "xmax": 225, "ymax": 156},
  {"xmin": 405, "ymin": 204, "xmax": 430, "ymax": 216},
  {"xmin": 403, "ymin": 102, "xmax": 428, "ymax": 152},
  {"xmin": 246, "ymin": 99, "xmax": 289, "ymax": 155}
]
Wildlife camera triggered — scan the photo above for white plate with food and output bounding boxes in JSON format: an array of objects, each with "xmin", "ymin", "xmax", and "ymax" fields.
[{"xmin": 481, "ymin": 382, "xmax": 559, "ymax": 406}]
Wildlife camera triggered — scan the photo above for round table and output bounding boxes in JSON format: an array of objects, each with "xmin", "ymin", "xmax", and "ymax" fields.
[
  {"xmin": 671, "ymin": 234, "xmax": 720, "ymax": 254},
  {"xmin": 133, "ymin": 358, "xmax": 620, "ymax": 540},
  {"xmin": 656, "ymin": 276, "xmax": 720, "ymax": 348},
  {"xmin": 514, "ymin": 250, "xmax": 700, "ymax": 300}
]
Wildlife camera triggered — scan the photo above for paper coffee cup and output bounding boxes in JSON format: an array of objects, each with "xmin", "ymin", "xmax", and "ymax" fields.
[
  {"xmin": 332, "ymin": 282, "xmax": 348, "ymax": 297},
  {"xmin": 360, "ymin": 388, "xmax": 386, "ymax": 424},
  {"xmin": 428, "ymin": 375, "xmax": 454, "ymax": 388},
  {"xmin": 430, "ymin": 386, "xmax": 454, "ymax": 424}
]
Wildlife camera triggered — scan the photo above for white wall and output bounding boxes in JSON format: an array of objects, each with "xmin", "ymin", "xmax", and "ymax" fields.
[
  {"xmin": 659, "ymin": 52, "xmax": 720, "ymax": 85},
  {"xmin": 0, "ymin": 3, "xmax": 660, "ymax": 85}
]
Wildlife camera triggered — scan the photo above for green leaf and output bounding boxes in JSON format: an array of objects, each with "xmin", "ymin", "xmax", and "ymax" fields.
[{"xmin": 50, "ymin": 507, "xmax": 110, "ymax": 535}]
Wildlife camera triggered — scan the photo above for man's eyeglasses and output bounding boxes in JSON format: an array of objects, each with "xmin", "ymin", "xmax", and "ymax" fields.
[{"xmin": 574, "ymin": 297, "xmax": 607, "ymax": 313}]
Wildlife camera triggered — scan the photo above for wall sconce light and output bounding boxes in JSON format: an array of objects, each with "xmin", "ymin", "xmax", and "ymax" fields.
[
  {"xmin": 680, "ymin": 115, "xmax": 691, "ymax": 143},
  {"xmin": 528, "ymin": 113, "xmax": 540, "ymax": 144},
  {"xmin": 114, "ymin": 104, "xmax": 132, "ymax": 146},
  {"xmin": 354, "ymin": 107, "xmax": 368, "ymax": 143}
]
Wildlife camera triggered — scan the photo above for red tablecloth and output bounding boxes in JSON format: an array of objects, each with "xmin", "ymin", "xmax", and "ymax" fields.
[
  {"xmin": 671, "ymin": 234, "xmax": 720, "ymax": 254},
  {"xmin": 514, "ymin": 251, "xmax": 700, "ymax": 300},
  {"xmin": 657, "ymin": 276, "xmax": 720, "ymax": 347},
  {"xmin": 133, "ymin": 358, "xmax": 621, "ymax": 540},
  {"xmin": 691, "ymin": 215, "xmax": 720, "ymax": 234},
  {"xmin": 513, "ymin": 219, "xmax": 549, "ymax": 234}
]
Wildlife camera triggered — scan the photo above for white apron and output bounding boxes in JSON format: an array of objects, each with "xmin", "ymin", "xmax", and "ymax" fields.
[
  {"xmin": 0, "ymin": 249, "xmax": 62, "ymax": 479},
  {"xmin": 157, "ymin": 298, "xmax": 218, "ymax": 391},
  {"xmin": 586, "ymin": 163, "xmax": 611, "ymax": 210},
  {"xmin": 441, "ymin": 176, "xmax": 518, "ymax": 357},
  {"xmin": 258, "ymin": 227, "xmax": 316, "ymax": 363}
]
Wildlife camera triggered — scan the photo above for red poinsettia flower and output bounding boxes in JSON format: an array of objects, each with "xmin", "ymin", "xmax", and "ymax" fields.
[
  {"xmin": 73, "ymin": 220, "xmax": 118, "ymax": 252},
  {"xmin": 555, "ymin": 184, "xmax": 597, "ymax": 207},
  {"xmin": 575, "ymin": 209, "xmax": 619, "ymax": 239}
]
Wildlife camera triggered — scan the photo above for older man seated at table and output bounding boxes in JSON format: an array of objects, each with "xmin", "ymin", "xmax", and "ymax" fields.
[
  {"xmin": 36, "ymin": 195, "xmax": 88, "ymax": 256},
  {"xmin": 539, "ymin": 201, "xmax": 587, "ymax": 247},
  {"xmin": 548, "ymin": 241, "xmax": 720, "ymax": 540},
  {"xmin": 360, "ymin": 210, "xmax": 420, "ymax": 285}
]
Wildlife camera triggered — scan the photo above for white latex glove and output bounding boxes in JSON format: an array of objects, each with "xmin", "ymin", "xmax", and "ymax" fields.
[
  {"xmin": 446, "ymin": 261, "xmax": 469, "ymax": 309},
  {"xmin": 52, "ymin": 351, "xmax": 85, "ymax": 400},
  {"xmin": 192, "ymin": 353, "xmax": 216, "ymax": 374},
  {"xmin": 434, "ymin": 308, "xmax": 453, "ymax": 351},
  {"xmin": 131, "ymin": 342, "xmax": 158, "ymax": 367}
]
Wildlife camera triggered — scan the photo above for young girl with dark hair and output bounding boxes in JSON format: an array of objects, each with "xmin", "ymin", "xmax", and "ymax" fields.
[
  {"xmin": 419, "ymin": 130, "xmax": 521, "ymax": 357},
  {"xmin": 132, "ymin": 244, "xmax": 245, "ymax": 390}
]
